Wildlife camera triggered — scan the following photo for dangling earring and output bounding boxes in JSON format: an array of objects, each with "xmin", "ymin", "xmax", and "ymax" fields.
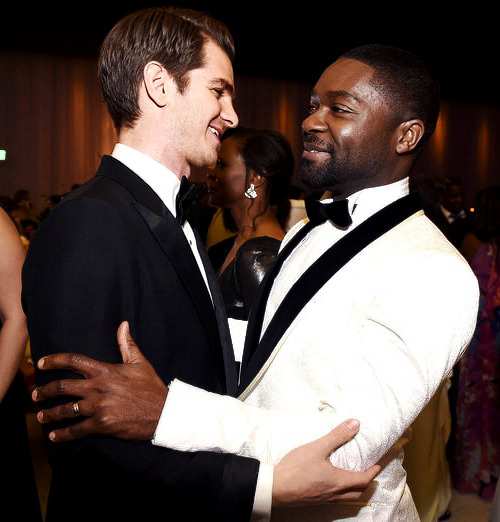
[{"xmin": 244, "ymin": 183, "xmax": 257, "ymax": 199}]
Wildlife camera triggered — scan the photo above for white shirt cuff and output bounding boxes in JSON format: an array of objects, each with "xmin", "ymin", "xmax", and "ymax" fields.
[{"xmin": 250, "ymin": 462, "xmax": 273, "ymax": 522}]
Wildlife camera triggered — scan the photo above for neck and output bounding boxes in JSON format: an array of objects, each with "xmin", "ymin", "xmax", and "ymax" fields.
[
  {"xmin": 118, "ymin": 128, "xmax": 191, "ymax": 180},
  {"xmin": 328, "ymin": 174, "xmax": 408, "ymax": 201},
  {"xmin": 230, "ymin": 204, "xmax": 284, "ymax": 241}
]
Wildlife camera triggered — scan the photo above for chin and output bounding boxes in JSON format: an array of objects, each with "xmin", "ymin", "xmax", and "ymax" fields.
[
  {"xmin": 300, "ymin": 158, "xmax": 338, "ymax": 191},
  {"xmin": 192, "ymin": 153, "xmax": 217, "ymax": 170}
]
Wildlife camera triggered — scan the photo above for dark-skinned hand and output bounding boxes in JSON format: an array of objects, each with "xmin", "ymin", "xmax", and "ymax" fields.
[{"xmin": 32, "ymin": 321, "xmax": 168, "ymax": 441}]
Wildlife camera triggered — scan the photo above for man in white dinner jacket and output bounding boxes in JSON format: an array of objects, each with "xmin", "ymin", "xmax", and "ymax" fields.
[{"xmin": 33, "ymin": 44, "xmax": 479, "ymax": 521}]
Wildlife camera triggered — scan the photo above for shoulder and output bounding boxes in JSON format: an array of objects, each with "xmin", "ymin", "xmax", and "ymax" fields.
[
  {"xmin": 234, "ymin": 236, "xmax": 281, "ymax": 281},
  {"xmin": 238, "ymin": 236, "xmax": 281, "ymax": 256},
  {"xmin": 26, "ymin": 175, "xmax": 142, "ymax": 270},
  {"xmin": 235, "ymin": 236, "xmax": 281, "ymax": 268},
  {"xmin": 387, "ymin": 214, "xmax": 479, "ymax": 299}
]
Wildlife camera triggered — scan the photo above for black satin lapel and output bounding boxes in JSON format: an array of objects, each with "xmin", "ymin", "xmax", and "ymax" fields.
[
  {"xmin": 195, "ymin": 233, "xmax": 238, "ymax": 396},
  {"xmin": 241, "ymin": 220, "xmax": 316, "ymax": 371},
  {"xmin": 99, "ymin": 156, "xmax": 233, "ymax": 392},
  {"xmin": 133, "ymin": 201, "xmax": 226, "ymax": 377},
  {"xmin": 97, "ymin": 155, "xmax": 165, "ymax": 216},
  {"xmin": 133, "ymin": 201, "xmax": 208, "ymax": 293},
  {"xmin": 238, "ymin": 191, "xmax": 422, "ymax": 392}
]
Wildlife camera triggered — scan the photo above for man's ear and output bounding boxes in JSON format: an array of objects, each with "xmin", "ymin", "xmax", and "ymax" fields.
[
  {"xmin": 396, "ymin": 119, "xmax": 425, "ymax": 154},
  {"xmin": 143, "ymin": 61, "xmax": 169, "ymax": 108}
]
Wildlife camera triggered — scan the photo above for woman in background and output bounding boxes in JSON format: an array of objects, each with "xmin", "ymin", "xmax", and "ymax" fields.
[
  {"xmin": 0, "ymin": 205, "xmax": 42, "ymax": 520},
  {"xmin": 452, "ymin": 185, "xmax": 500, "ymax": 499},
  {"xmin": 206, "ymin": 127, "xmax": 294, "ymax": 327}
]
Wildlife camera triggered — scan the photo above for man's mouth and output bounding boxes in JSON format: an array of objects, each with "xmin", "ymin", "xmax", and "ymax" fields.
[
  {"xmin": 209, "ymin": 126, "xmax": 221, "ymax": 138},
  {"xmin": 303, "ymin": 140, "xmax": 332, "ymax": 154},
  {"xmin": 304, "ymin": 144, "xmax": 322, "ymax": 153},
  {"xmin": 302, "ymin": 144, "xmax": 333, "ymax": 162}
]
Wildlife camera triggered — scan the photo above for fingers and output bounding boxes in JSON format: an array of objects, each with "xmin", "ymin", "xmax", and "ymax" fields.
[
  {"xmin": 364, "ymin": 463, "xmax": 381, "ymax": 483},
  {"xmin": 335, "ymin": 463, "xmax": 381, "ymax": 492},
  {"xmin": 319, "ymin": 419, "xmax": 381, "ymax": 495},
  {"xmin": 34, "ymin": 396, "xmax": 97, "ymax": 443},
  {"xmin": 46, "ymin": 418, "xmax": 97, "ymax": 443},
  {"xmin": 32, "ymin": 378, "xmax": 90, "ymax": 403},
  {"xmin": 36, "ymin": 398, "xmax": 89, "ymax": 424},
  {"xmin": 37, "ymin": 352, "xmax": 107, "ymax": 378},
  {"xmin": 302, "ymin": 459, "xmax": 380, "ymax": 503},
  {"xmin": 272, "ymin": 419, "xmax": 379, "ymax": 507},
  {"xmin": 313, "ymin": 419, "xmax": 360, "ymax": 456},
  {"xmin": 117, "ymin": 321, "xmax": 144, "ymax": 364}
]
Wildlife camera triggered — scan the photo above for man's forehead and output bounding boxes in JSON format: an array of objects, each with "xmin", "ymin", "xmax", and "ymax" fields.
[
  {"xmin": 312, "ymin": 58, "xmax": 376, "ymax": 101},
  {"xmin": 199, "ymin": 40, "xmax": 235, "ymax": 93}
]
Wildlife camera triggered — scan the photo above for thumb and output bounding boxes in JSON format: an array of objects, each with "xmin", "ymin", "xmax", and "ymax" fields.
[
  {"xmin": 315, "ymin": 419, "xmax": 360, "ymax": 457},
  {"xmin": 117, "ymin": 321, "xmax": 144, "ymax": 364}
]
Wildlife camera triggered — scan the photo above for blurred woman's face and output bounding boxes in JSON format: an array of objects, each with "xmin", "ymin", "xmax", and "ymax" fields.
[{"xmin": 206, "ymin": 137, "xmax": 247, "ymax": 208}]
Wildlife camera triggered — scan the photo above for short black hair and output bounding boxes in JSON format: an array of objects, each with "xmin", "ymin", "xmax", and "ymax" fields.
[{"xmin": 341, "ymin": 44, "xmax": 440, "ymax": 154}]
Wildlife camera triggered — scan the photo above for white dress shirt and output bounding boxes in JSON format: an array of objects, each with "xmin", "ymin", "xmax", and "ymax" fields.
[
  {"xmin": 440, "ymin": 204, "xmax": 466, "ymax": 224},
  {"xmin": 262, "ymin": 178, "xmax": 409, "ymax": 337},
  {"xmin": 111, "ymin": 143, "xmax": 211, "ymax": 296}
]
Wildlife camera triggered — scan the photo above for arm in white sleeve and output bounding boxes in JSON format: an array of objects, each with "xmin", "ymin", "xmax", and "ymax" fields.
[
  {"xmin": 153, "ymin": 253, "xmax": 479, "ymax": 471},
  {"xmin": 153, "ymin": 378, "xmax": 334, "ymax": 463}
]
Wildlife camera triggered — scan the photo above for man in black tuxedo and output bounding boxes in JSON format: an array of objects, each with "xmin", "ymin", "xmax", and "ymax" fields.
[
  {"xmin": 430, "ymin": 176, "xmax": 472, "ymax": 247},
  {"xmin": 23, "ymin": 7, "xmax": 377, "ymax": 521}
]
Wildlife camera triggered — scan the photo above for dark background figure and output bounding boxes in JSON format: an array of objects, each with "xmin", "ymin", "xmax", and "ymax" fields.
[
  {"xmin": 434, "ymin": 176, "xmax": 473, "ymax": 247},
  {"xmin": 0, "ymin": 195, "xmax": 14, "ymax": 214},
  {"xmin": 10, "ymin": 189, "xmax": 37, "ymax": 230},
  {"xmin": 37, "ymin": 194, "xmax": 63, "ymax": 223}
]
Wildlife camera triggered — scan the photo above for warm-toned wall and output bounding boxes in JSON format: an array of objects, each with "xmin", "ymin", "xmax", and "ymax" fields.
[
  {"xmin": 0, "ymin": 51, "xmax": 116, "ymax": 212},
  {"xmin": 0, "ymin": 50, "xmax": 498, "ymax": 214}
]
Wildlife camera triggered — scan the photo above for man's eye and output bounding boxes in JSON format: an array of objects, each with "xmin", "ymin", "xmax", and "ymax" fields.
[
  {"xmin": 308, "ymin": 103, "xmax": 318, "ymax": 114},
  {"xmin": 331, "ymin": 105, "xmax": 351, "ymax": 113}
]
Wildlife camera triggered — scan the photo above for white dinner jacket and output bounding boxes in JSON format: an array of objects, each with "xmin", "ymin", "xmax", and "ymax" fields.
[{"xmin": 155, "ymin": 183, "xmax": 479, "ymax": 521}]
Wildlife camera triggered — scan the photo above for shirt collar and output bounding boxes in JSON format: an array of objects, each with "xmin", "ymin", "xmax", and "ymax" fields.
[
  {"xmin": 322, "ymin": 177, "xmax": 409, "ymax": 225},
  {"xmin": 440, "ymin": 204, "xmax": 466, "ymax": 222},
  {"xmin": 349, "ymin": 177, "xmax": 409, "ymax": 221},
  {"xmin": 111, "ymin": 143, "xmax": 181, "ymax": 218}
]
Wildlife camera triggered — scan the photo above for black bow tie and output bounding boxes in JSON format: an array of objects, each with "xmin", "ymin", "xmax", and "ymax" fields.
[
  {"xmin": 175, "ymin": 176, "xmax": 198, "ymax": 225},
  {"xmin": 304, "ymin": 197, "xmax": 352, "ymax": 228}
]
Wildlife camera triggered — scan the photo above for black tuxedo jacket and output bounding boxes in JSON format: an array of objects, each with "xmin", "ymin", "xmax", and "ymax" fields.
[{"xmin": 22, "ymin": 156, "xmax": 259, "ymax": 521}]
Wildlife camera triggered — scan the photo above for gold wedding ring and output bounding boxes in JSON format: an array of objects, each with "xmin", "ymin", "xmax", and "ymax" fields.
[{"xmin": 72, "ymin": 401, "xmax": 80, "ymax": 416}]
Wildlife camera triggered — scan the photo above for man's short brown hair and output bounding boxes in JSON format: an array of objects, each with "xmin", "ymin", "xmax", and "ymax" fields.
[{"xmin": 98, "ymin": 7, "xmax": 235, "ymax": 131}]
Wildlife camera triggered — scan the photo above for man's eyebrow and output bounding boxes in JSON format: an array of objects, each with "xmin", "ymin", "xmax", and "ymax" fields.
[{"xmin": 311, "ymin": 89, "xmax": 360, "ymax": 104}]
